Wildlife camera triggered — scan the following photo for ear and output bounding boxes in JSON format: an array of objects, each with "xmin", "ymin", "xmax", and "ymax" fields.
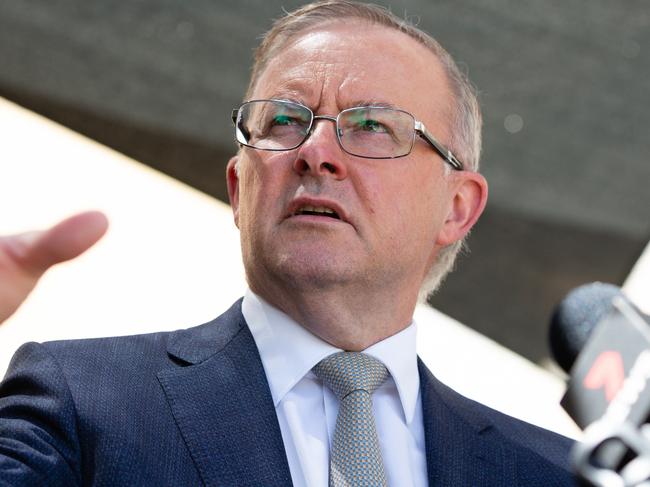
[
  {"xmin": 436, "ymin": 172, "xmax": 488, "ymax": 246},
  {"xmin": 226, "ymin": 155, "xmax": 240, "ymax": 228}
]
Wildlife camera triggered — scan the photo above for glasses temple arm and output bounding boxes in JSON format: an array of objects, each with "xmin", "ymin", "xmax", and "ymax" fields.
[{"xmin": 414, "ymin": 121, "xmax": 464, "ymax": 171}]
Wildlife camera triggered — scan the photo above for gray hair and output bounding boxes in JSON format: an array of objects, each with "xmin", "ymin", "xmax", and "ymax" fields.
[{"xmin": 245, "ymin": 0, "xmax": 482, "ymax": 300}]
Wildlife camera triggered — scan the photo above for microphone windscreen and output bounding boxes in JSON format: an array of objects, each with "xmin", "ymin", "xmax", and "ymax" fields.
[{"xmin": 549, "ymin": 282, "xmax": 622, "ymax": 373}]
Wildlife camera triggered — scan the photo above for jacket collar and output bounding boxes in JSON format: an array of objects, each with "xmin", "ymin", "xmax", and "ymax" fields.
[
  {"xmin": 418, "ymin": 358, "xmax": 515, "ymax": 486},
  {"xmin": 158, "ymin": 300, "xmax": 293, "ymax": 487}
]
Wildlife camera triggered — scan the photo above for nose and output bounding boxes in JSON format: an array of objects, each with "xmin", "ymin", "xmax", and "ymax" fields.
[{"xmin": 293, "ymin": 115, "xmax": 348, "ymax": 180}]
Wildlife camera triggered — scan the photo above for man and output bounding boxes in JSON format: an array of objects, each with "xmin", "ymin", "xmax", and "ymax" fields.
[{"xmin": 0, "ymin": 1, "xmax": 576, "ymax": 485}]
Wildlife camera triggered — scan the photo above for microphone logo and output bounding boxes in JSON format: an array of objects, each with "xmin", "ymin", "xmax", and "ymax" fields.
[{"xmin": 583, "ymin": 350, "xmax": 625, "ymax": 402}]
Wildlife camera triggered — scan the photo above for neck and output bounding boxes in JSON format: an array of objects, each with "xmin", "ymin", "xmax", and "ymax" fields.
[{"xmin": 249, "ymin": 280, "xmax": 418, "ymax": 351}]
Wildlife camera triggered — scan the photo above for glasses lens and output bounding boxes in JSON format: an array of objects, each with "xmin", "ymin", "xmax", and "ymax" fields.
[
  {"xmin": 236, "ymin": 100, "xmax": 312, "ymax": 150},
  {"xmin": 338, "ymin": 107, "xmax": 415, "ymax": 158}
]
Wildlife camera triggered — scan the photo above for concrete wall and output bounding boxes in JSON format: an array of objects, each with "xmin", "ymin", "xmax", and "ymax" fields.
[{"xmin": 1, "ymin": 0, "xmax": 648, "ymax": 364}]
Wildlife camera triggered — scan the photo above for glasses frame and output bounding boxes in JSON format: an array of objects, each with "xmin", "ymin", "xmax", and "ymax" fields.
[{"xmin": 231, "ymin": 99, "xmax": 464, "ymax": 171}]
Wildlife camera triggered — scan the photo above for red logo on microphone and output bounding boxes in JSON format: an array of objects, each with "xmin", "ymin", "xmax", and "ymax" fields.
[{"xmin": 583, "ymin": 350, "xmax": 625, "ymax": 402}]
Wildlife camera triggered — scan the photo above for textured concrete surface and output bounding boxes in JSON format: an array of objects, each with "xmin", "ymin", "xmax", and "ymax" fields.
[{"xmin": 1, "ymin": 0, "xmax": 648, "ymax": 362}]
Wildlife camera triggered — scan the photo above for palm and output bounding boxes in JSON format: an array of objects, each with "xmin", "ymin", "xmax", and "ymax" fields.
[{"xmin": 0, "ymin": 211, "xmax": 108, "ymax": 323}]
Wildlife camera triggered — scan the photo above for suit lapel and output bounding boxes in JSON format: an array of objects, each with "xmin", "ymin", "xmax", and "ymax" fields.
[
  {"xmin": 157, "ymin": 301, "xmax": 292, "ymax": 487},
  {"xmin": 418, "ymin": 359, "xmax": 515, "ymax": 487},
  {"xmin": 157, "ymin": 302, "xmax": 524, "ymax": 486}
]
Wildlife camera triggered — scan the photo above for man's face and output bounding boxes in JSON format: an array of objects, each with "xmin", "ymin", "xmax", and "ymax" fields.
[{"xmin": 229, "ymin": 21, "xmax": 483, "ymax": 311}]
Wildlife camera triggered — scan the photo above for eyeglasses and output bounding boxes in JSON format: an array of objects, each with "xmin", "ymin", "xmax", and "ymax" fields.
[{"xmin": 231, "ymin": 99, "xmax": 464, "ymax": 171}]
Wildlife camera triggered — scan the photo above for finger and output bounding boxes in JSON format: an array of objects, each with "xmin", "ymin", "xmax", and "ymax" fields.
[{"xmin": 20, "ymin": 211, "xmax": 109, "ymax": 276}]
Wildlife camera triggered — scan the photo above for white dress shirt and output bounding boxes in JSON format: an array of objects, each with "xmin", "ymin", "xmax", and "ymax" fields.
[{"xmin": 242, "ymin": 289, "xmax": 428, "ymax": 487}]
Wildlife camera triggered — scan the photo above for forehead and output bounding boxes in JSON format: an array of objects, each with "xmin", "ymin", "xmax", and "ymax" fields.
[{"xmin": 252, "ymin": 21, "xmax": 453, "ymax": 126}]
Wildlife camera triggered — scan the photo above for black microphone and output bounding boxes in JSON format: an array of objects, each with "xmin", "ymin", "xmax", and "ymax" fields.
[
  {"xmin": 550, "ymin": 282, "xmax": 623, "ymax": 375},
  {"xmin": 550, "ymin": 282, "xmax": 650, "ymax": 486},
  {"xmin": 550, "ymin": 283, "xmax": 650, "ymax": 428}
]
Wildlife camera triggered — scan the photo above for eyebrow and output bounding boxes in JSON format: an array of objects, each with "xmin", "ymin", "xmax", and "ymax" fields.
[
  {"xmin": 268, "ymin": 94, "xmax": 306, "ymax": 105},
  {"xmin": 263, "ymin": 96, "xmax": 400, "ymax": 112},
  {"xmin": 348, "ymin": 100, "xmax": 397, "ymax": 109}
]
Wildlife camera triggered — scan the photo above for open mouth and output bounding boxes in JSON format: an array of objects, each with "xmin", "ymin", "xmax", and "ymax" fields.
[{"xmin": 293, "ymin": 205, "xmax": 341, "ymax": 220}]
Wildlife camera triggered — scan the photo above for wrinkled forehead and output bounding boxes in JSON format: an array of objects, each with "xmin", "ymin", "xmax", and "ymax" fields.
[{"xmin": 249, "ymin": 21, "xmax": 454, "ymax": 126}]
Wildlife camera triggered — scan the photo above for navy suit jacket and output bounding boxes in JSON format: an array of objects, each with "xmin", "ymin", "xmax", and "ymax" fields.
[{"xmin": 0, "ymin": 300, "xmax": 576, "ymax": 486}]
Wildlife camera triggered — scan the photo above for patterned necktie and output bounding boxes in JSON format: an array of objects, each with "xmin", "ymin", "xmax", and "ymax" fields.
[{"xmin": 313, "ymin": 352, "xmax": 389, "ymax": 487}]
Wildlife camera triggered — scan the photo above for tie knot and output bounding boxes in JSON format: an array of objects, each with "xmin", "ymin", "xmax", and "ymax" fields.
[{"xmin": 313, "ymin": 352, "xmax": 389, "ymax": 399}]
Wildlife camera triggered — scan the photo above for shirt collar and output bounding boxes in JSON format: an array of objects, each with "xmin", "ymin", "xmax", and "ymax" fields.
[{"xmin": 242, "ymin": 289, "xmax": 420, "ymax": 424}]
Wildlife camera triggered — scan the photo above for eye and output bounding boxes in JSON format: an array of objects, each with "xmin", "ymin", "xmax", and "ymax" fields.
[
  {"xmin": 358, "ymin": 119, "xmax": 389, "ymax": 133},
  {"xmin": 271, "ymin": 114, "xmax": 300, "ymax": 126},
  {"xmin": 260, "ymin": 112, "xmax": 307, "ymax": 137}
]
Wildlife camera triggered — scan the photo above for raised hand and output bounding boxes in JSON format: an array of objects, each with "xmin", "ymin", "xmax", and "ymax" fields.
[{"xmin": 0, "ymin": 211, "xmax": 109, "ymax": 324}]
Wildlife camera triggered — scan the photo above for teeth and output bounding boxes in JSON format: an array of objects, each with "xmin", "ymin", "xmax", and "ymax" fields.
[
  {"xmin": 295, "ymin": 205, "xmax": 339, "ymax": 217},
  {"xmin": 301, "ymin": 205, "xmax": 335, "ymax": 214}
]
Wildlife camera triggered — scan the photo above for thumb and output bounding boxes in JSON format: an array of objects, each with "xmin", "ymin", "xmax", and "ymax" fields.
[{"xmin": 18, "ymin": 211, "xmax": 109, "ymax": 276}]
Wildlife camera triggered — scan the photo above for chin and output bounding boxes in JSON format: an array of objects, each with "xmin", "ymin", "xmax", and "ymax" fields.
[{"xmin": 265, "ymin": 251, "xmax": 358, "ymax": 291}]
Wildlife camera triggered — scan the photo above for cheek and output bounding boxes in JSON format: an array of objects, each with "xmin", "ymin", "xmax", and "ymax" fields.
[
  {"xmin": 355, "ymin": 163, "xmax": 415, "ymax": 213},
  {"xmin": 236, "ymin": 168, "xmax": 266, "ymax": 234},
  {"xmin": 358, "ymin": 173, "xmax": 415, "ymax": 247},
  {"xmin": 390, "ymin": 173, "xmax": 449, "ymax": 242},
  {"xmin": 238, "ymin": 153, "xmax": 291, "ymax": 227}
]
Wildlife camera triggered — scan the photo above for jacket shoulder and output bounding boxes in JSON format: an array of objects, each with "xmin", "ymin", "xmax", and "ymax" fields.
[
  {"xmin": 36, "ymin": 298, "xmax": 246, "ymax": 369},
  {"xmin": 418, "ymin": 359, "xmax": 576, "ymax": 486}
]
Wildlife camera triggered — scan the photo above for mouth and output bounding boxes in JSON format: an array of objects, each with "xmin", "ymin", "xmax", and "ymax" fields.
[
  {"xmin": 286, "ymin": 198, "xmax": 349, "ymax": 225},
  {"xmin": 292, "ymin": 204, "xmax": 341, "ymax": 220}
]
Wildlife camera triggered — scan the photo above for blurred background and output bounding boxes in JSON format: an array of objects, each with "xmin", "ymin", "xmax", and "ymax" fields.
[{"xmin": 1, "ymin": 0, "xmax": 648, "ymax": 367}]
